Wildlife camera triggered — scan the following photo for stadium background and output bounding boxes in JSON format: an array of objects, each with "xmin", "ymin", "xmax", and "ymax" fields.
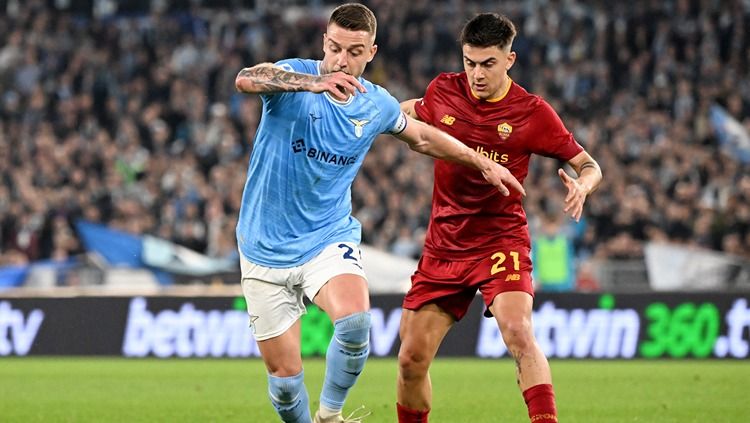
[{"xmin": 1, "ymin": 0, "xmax": 749, "ymax": 422}]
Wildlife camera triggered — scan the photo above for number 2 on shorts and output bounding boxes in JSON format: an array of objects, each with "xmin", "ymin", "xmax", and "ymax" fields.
[
  {"xmin": 490, "ymin": 250, "xmax": 520, "ymax": 275},
  {"xmin": 338, "ymin": 243, "xmax": 363, "ymax": 268}
]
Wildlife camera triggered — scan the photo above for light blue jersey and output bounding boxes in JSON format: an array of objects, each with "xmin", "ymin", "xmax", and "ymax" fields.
[{"xmin": 237, "ymin": 58, "xmax": 407, "ymax": 267}]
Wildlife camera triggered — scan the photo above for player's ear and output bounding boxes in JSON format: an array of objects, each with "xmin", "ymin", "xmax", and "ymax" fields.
[
  {"xmin": 367, "ymin": 43, "xmax": 378, "ymax": 63},
  {"xmin": 322, "ymin": 33, "xmax": 328, "ymax": 53},
  {"xmin": 506, "ymin": 51, "xmax": 517, "ymax": 71}
]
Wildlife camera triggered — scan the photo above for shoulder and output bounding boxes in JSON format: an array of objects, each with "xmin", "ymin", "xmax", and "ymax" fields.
[
  {"xmin": 509, "ymin": 84, "xmax": 569, "ymax": 133},
  {"xmin": 362, "ymin": 79, "xmax": 390, "ymax": 96},
  {"xmin": 359, "ymin": 79, "xmax": 404, "ymax": 132},
  {"xmin": 361, "ymin": 79, "xmax": 399, "ymax": 107},
  {"xmin": 427, "ymin": 72, "xmax": 467, "ymax": 94},
  {"xmin": 274, "ymin": 58, "xmax": 320, "ymax": 75},
  {"xmin": 508, "ymin": 81, "xmax": 544, "ymax": 107},
  {"xmin": 505, "ymin": 81, "xmax": 549, "ymax": 116}
]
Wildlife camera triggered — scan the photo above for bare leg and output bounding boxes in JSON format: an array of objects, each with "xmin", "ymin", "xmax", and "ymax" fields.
[
  {"xmin": 397, "ymin": 304, "xmax": 454, "ymax": 411},
  {"xmin": 256, "ymin": 321, "xmax": 311, "ymax": 423},
  {"xmin": 490, "ymin": 291, "xmax": 551, "ymax": 389},
  {"xmin": 257, "ymin": 320, "xmax": 303, "ymax": 376},
  {"xmin": 313, "ymin": 273, "xmax": 369, "ymax": 321},
  {"xmin": 490, "ymin": 291, "xmax": 557, "ymax": 423},
  {"xmin": 312, "ymin": 274, "xmax": 371, "ymax": 420}
]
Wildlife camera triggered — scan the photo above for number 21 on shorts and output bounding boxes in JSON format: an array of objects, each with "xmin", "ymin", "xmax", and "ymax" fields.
[{"xmin": 490, "ymin": 250, "xmax": 520, "ymax": 275}]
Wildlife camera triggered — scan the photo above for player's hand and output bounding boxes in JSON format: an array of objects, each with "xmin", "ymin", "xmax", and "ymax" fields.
[
  {"xmin": 558, "ymin": 168, "xmax": 589, "ymax": 222},
  {"xmin": 311, "ymin": 72, "xmax": 366, "ymax": 101},
  {"xmin": 482, "ymin": 163, "xmax": 526, "ymax": 197}
]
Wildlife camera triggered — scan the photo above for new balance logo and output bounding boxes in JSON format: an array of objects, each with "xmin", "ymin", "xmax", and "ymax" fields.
[
  {"xmin": 505, "ymin": 274, "xmax": 521, "ymax": 281},
  {"xmin": 440, "ymin": 115, "xmax": 456, "ymax": 125}
]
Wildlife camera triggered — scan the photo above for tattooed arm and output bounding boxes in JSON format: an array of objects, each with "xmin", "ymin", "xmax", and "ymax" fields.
[
  {"xmin": 235, "ymin": 63, "xmax": 366, "ymax": 101},
  {"xmin": 558, "ymin": 150, "xmax": 603, "ymax": 222}
]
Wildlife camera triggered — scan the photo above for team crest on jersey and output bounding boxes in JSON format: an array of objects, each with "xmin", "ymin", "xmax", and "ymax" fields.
[
  {"xmin": 498, "ymin": 122, "xmax": 513, "ymax": 140},
  {"xmin": 349, "ymin": 118, "xmax": 370, "ymax": 138}
]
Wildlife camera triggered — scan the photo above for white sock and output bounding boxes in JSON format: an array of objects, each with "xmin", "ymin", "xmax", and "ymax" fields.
[{"xmin": 318, "ymin": 405, "xmax": 342, "ymax": 419}]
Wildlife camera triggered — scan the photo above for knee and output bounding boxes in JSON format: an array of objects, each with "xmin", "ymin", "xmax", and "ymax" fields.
[
  {"xmin": 398, "ymin": 346, "xmax": 430, "ymax": 380},
  {"xmin": 267, "ymin": 364, "xmax": 303, "ymax": 378},
  {"xmin": 499, "ymin": 317, "xmax": 535, "ymax": 353},
  {"xmin": 333, "ymin": 312, "xmax": 371, "ymax": 350}
]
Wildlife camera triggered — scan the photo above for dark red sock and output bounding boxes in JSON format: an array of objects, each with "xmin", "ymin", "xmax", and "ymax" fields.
[
  {"xmin": 397, "ymin": 402, "xmax": 429, "ymax": 423},
  {"xmin": 522, "ymin": 383, "xmax": 558, "ymax": 422}
]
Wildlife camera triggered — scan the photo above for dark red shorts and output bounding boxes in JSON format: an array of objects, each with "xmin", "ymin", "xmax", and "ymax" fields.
[{"xmin": 403, "ymin": 247, "xmax": 534, "ymax": 321}]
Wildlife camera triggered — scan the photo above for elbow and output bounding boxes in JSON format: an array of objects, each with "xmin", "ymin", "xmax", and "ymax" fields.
[
  {"xmin": 235, "ymin": 76, "xmax": 251, "ymax": 93},
  {"xmin": 593, "ymin": 162, "xmax": 603, "ymax": 183}
]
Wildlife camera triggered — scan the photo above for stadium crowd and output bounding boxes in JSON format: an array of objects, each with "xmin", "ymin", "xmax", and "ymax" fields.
[{"xmin": 0, "ymin": 0, "xmax": 749, "ymax": 281}]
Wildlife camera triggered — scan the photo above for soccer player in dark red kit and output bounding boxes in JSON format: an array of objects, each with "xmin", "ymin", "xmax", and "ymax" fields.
[{"xmin": 396, "ymin": 13, "xmax": 602, "ymax": 423}]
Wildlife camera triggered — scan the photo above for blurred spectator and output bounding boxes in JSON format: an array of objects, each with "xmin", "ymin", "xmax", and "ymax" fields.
[
  {"xmin": 1, "ymin": 0, "xmax": 749, "ymax": 286},
  {"xmin": 532, "ymin": 214, "xmax": 576, "ymax": 292}
]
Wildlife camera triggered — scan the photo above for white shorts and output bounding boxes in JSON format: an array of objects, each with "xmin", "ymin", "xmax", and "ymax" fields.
[{"xmin": 239, "ymin": 242, "xmax": 367, "ymax": 341}]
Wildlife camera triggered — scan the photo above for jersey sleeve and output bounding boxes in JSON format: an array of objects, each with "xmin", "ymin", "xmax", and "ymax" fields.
[
  {"xmin": 527, "ymin": 100, "xmax": 584, "ymax": 161},
  {"xmin": 273, "ymin": 58, "xmax": 311, "ymax": 73},
  {"xmin": 413, "ymin": 77, "xmax": 440, "ymax": 125},
  {"xmin": 375, "ymin": 88, "xmax": 408, "ymax": 135}
]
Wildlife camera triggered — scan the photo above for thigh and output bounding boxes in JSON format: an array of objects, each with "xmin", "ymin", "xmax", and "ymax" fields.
[
  {"xmin": 313, "ymin": 273, "xmax": 369, "ymax": 322},
  {"xmin": 488, "ymin": 291, "xmax": 534, "ymax": 346},
  {"xmin": 257, "ymin": 320, "xmax": 303, "ymax": 376},
  {"xmin": 240, "ymin": 256, "xmax": 305, "ymax": 341},
  {"xmin": 403, "ymin": 256, "xmax": 479, "ymax": 321},
  {"xmin": 399, "ymin": 304, "xmax": 454, "ymax": 360},
  {"xmin": 489, "ymin": 290, "xmax": 534, "ymax": 323},
  {"xmin": 302, "ymin": 242, "xmax": 369, "ymax": 320}
]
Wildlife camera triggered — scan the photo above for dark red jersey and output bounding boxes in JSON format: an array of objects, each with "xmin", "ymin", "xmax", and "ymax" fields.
[{"xmin": 414, "ymin": 72, "xmax": 583, "ymax": 260}]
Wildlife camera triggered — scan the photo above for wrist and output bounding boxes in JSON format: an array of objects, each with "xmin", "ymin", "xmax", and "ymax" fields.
[
  {"xmin": 476, "ymin": 154, "xmax": 494, "ymax": 172},
  {"xmin": 303, "ymin": 75, "xmax": 321, "ymax": 91},
  {"xmin": 578, "ymin": 178, "xmax": 594, "ymax": 195}
]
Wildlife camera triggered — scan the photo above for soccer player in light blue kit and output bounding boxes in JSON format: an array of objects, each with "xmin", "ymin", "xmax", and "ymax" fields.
[{"xmin": 234, "ymin": 4, "xmax": 524, "ymax": 423}]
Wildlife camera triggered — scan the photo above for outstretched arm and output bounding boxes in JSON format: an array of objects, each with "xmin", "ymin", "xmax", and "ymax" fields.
[
  {"xmin": 394, "ymin": 115, "xmax": 525, "ymax": 197},
  {"xmin": 558, "ymin": 150, "xmax": 602, "ymax": 222},
  {"xmin": 234, "ymin": 63, "xmax": 366, "ymax": 101}
]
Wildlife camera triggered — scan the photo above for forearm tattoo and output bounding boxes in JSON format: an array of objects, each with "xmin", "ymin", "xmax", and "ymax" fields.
[
  {"xmin": 580, "ymin": 161, "xmax": 598, "ymax": 172},
  {"xmin": 237, "ymin": 66, "xmax": 320, "ymax": 93}
]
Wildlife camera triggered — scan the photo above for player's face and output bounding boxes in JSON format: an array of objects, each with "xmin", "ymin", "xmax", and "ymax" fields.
[
  {"xmin": 462, "ymin": 44, "xmax": 516, "ymax": 100},
  {"xmin": 322, "ymin": 23, "xmax": 377, "ymax": 78}
]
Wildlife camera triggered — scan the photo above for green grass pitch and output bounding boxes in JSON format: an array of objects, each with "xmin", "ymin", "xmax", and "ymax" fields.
[{"xmin": 1, "ymin": 357, "xmax": 748, "ymax": 422}]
